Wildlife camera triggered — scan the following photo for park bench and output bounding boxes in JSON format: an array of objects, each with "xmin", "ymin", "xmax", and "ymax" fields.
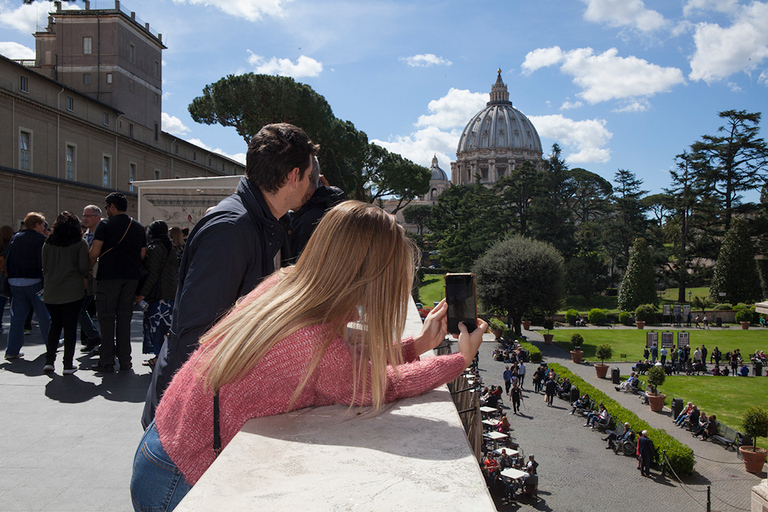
[
  {"xmin": 710, "ymin": 423, "xmax": 741, "ymax": 451},
  {"xmin": 632, "ymin": 362, "xmax": 649, "ymax": 374},
  {"xmin": 594, "ymin": 413, "xmax": 613, "ymax": 432}
]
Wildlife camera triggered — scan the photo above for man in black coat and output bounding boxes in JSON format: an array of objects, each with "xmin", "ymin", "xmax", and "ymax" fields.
[
  {"xmin": 142, "ymin": 123, "xmax": 319, "ymax": 428},
  {"xmin": 638, "ymin": 429, "xmax": 655, "ymax": 477}
]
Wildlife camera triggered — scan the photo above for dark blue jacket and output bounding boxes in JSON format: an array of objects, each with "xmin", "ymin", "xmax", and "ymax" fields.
[
  {"xmin": 288, "ymin": 185, "xmax": 346, "ymax": 259},
  {"xmin": 6, "ymin": 229, "xmax": 45, "ymax": 280},
  {"xmin": 142, "ymin": 177, "xmax": 290, "ymax": 427}
]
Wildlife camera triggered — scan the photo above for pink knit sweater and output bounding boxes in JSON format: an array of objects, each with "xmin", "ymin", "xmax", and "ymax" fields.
[{"xmin": 155, "ymin": 276, "xmax": 467, "ymax": 485}]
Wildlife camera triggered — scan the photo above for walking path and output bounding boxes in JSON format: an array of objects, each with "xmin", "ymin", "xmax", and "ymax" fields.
[{"xmin": 475, "ymin": 326, "xmax": 765, "ymax": 511}]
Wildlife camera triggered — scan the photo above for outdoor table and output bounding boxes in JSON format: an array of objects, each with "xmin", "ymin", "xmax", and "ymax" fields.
[
  {"xmin": 500, "ymin": 468, "xmax": 529, "ymax": 481},
  {"xmin": 482, "ymin": 419, "xmax": 500, "ymax": 429},
  {"xmin": 483, "ymin": 431, "xmax": 508, "ymax": 449},
  {"xmin": 492, "ymin": 448, "xmax": 519, "ymax": 457},
  {"xmin": 480, "ymin": 406, "xmax": 498, "ymax": 415}
]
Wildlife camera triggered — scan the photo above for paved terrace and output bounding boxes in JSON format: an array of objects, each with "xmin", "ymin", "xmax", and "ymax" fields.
[{"xmin": 1, "ymin": 308, "xmax": 765, "ymax": 511}]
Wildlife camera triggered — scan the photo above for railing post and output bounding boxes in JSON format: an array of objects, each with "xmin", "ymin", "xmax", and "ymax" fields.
[{"xmin": 661, "ymin": 449, "xmax": 667, "ymax": 477}]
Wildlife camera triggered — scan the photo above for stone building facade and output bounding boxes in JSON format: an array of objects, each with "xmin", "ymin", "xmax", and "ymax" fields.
[{"xmin": 0, "ymin": 1, "xmax": 242, "ymax": 227}]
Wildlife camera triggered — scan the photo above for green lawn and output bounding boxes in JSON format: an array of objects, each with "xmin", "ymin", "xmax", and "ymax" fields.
[
  {"xmin": 418, "ymin": 274, "xmax": 445, "ymax": 307},
  {"xmin": 552, "ymin": 328, "xmax": 767, "ymax": 363},
  {"xmin": 558, "ymin": 286, "xmax": 712, "ymax": 315},
  {"xmin": 624, "ymin": 374, "xmax": 768, "ymax": 449}
]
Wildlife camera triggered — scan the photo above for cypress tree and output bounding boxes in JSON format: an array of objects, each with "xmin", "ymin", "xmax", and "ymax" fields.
[
  {"xmin": 710, "ymin": 217, "xmax": 763, "ymax": 304},
  {"xmin": 618, "ymin": 237, "xmax": 658, "ymax": 311}
]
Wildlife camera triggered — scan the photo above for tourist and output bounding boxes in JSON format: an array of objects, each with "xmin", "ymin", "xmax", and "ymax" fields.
[{"xmin": 130, "ymin": 201, "xmax": 488, "ymax": 511}]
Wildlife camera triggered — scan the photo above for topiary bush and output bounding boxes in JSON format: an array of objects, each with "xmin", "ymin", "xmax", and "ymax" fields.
[
  {"xmin": 595, "ymin": 343, "xmax": 613, "ymax": 364},
  {"xmin": 550, "ymin": 363, "xmax": 695, "ymax": 476},
  {"xmin": 520, "ymin": 341, "xmax": 542, "ymax": 363},
  {"xmin": 647, "ymin": 365, "xmax": 666, "ymax": 394},
  {"xmin": 542, "ymin": 318, "xmax": 554, "ymax": 332},
  {"xmin": 735, "ymin": 308, "xmax": 755, "ymax": 324},
  {"xmin": 635, "ymin": 304, "xmax": 658, "ymax": 323},
  {"xmin": 742, "ymin": 406, "xmax": 768, "ymax": 450},
  {"xmin": 489, "ymin": 317, "xmax": 506, "ymax": 333},
  {"xmin": 570, "ymin": 333, "xmax": 584, "ymax": 351},
  {"xmin": 618, "ymin": 311, "xmax": 633, "ymax": 326},
  {"xmin": 564, "ymin": 309, "xmax": 580, "ymax": 325},
  {"xmin": 587, "ymin": 308, "xmax": 607, "ymax": 325}
]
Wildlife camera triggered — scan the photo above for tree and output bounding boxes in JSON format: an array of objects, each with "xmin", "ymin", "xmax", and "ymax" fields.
[
  {"xmin": 605, "ymin": 169, "xmax": 648, "ymax": 274},
  {"xmin": 402, "ymin": 204, "xmax": 433, "ymax": 236},
  {"xmin": 709, "ymin": 217, "xmax": 763, "ymax": 304},
  {"xmin": 188, "ymin": 73, "xmax": 334, "ymax": 145},
  {"xmin": 425, "ymin": 184, "xmax": 501, "ymax": 271},
  {"xmin": 565, "ymin": 251, "xmax": 609, "ymax": 306},
  {"xmin": 367, "ymin": 151, "xmax": 430, "ymax": 213},
  {"xmin": 530, "ymin": 144, "xmax": 577, "ymax": 259},
  {"xmin": 493, "ymin": 160, "xmax": 543, "ymax": 236},
  {"xmin": 690, "ymin": 110, "xmax": 768, "ymax": 231},
  {"xmin": 473, "ymin": 236, "xmax": 564, "ymax": 335},
  {"xmin": 618, "ymin": 237, "xmax": 658, "ymax": 312}
]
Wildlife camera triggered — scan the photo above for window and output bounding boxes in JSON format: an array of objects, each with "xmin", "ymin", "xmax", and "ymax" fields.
[
  {"xmin": 66, "ymin": 97, "xmax": 74, "ymax": 112},
  {"xmin": 129, "ymin": 43, "xmax": 135, "ymax": 63},
  {"xmin": 497, "ymin": 167, "xmax": 506, "ymax": 178},
  {"xmin": 19, "ymin": 130, "xmax": 31, "ymax": 171},
  {"xmin": 193, "ymin": 152, "xmax": 196, "ymax": 162},
  {"xmin": 154, "ymin": 169, "xmax": 160, "ymax": 180},
  {"xmin": 154, "ymin": 123, "xmax": 159, "ymax": 142},
  {"xmin": 154, "ymin": 94, "xmax": 159, "ymax": 104},
  {"xmin": 129, "ymin": 163, "xmax": 136, "ymax": 192},
  {"xmin": 83, "ymin": 73, "xmax": 92, "ymax": 85},
  {"xmin": 106, "ymin": 73, "xmax": 112, "ymax": 84},
  {"xmin": 207, "ymin": 157, "xmax": 212, "ymax": 167},
  {"xmin": 83, "ymin": 36, "xmax": 92, "ymax": 55},
  {"xmin": 154, "ymin": 61, "xmax": 159, "ymax": 78},
  {"xmin": 66, "ymin": 145, "xmax": 75, "ymax": 180},
  {"xmin": 129, "ymin": 124, "xmax": 134, "ymax": 138},
  {"xmin": 481, "ymin": 167, "xmax": 488, "ymax": 180},
  {"xmin": 174, "ymin": 144, "xmax": 179, "ymax": 155},
  {"xmin": 102, "ymin": 156, "xmax": 111, "ymax": 187},
  {"xmin": 20, "ymin": 76, "xmax": 28, "ymax": 92},
  {"xmin": 103, "ymin": 113, "xmax": 109, "ymax": 126}
]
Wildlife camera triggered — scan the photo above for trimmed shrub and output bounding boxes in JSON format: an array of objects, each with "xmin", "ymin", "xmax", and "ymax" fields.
[
  {"xmin": 735, "ymin": 308, "xmax": 755, "ymax": 324},
  {"xmin": 564, "ymin": 309, "xmax": 580, "ymax": 324},
  {"xmin": 587, "ymin": 308, "xmax": 607, "ymax": 325},
  {"xmin": 489, "ymin": 317, "xmax": 506, "ymax": 332},
  {"xmin": 520, "ymin": 341, "xmax": 542, "ymax": 363},
  {"xmin": 635, "ymin": 304, "xmax": 658, "ymax": 323},
  {"xmin": 542, "ymin": 318, "xmax": 555, "ymax": 331},
  {"xmin": 618, "ymin": 311, "xmax": 633, "ymax": 326},
  {"xmin": 550, "ymin": 363, "xmax": 695, "ymax": 476},
  {"xmin": 595, "ymin": 343, "xmax": 613, "ymax": 364},
  {"xmin": 570, "ymin": 333, "xmax": 584, "ymax": 350}
]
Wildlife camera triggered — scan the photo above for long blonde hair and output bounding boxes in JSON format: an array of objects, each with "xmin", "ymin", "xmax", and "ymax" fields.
[{"xmin": 196, "ymin": 200, "xmax": 418, "ymax": 411}]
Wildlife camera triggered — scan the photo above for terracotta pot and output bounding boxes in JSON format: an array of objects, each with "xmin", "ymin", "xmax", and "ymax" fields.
[
  {"xmin": 543, "ymin": 334, "xmax": 554, "ymax": 345},
  {"xmin": 636, "ymin": 321, "xmax": 646, "ymax": 329},
  {"xmin": 739, "ymin": 446, "xmax": 767, "ymax": 473},
  {"xmin": 522, "ymin": 321, "xmax": 532, "ymax": 330},
  {"xmin": 647, "ymin": 393, "xmax": 666, "ymax": 412},
  {"xmin": 492, "ymin": 328, "xmax": 503, "ymax": 339},
  {"xmin": 594, "ymin": 363, "xmax": 609, "ymax": 379},
  {"xmin": 740, "ymin": 321, "xmax": 750, "ymax": 330},
  {"xmin": 570, "ymin": 349, "xmax": 583, "ymax": 364}
]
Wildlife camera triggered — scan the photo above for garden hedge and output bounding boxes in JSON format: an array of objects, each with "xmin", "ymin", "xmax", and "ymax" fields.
[
  {"xmin": 520, "ymin": 342, "xmax": 542, "ymax": 363},
  {"xmin": 549, "ymin": 363, "xmax": 695, "ymax": 476}
]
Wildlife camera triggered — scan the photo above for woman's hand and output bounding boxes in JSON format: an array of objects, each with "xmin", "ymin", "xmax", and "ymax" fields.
[
  {"xmin": 413, "ymin": 299, "xmax": 448, "ymax": 355},
  {"xmin": 458, "ymin": 317, "xmax": 488, "ymax": 368}
]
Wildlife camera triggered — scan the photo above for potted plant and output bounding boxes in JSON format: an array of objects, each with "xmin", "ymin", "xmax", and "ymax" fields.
[
  {"xmin": 735, "ymin": 308, "xmax": 753, "ymax": 330},
  {"xmin": 522, "ymin": 318, "xmax": 532, "ymax": 331},
  {"xmin": 587, "ymin": 308, "xmax": 607, "ymax": 326},
  {"xmin": 646, "ymin": 365, "xmax": 666, "ymax": 412},
  {"xmin": 740, "ymin": 406, "xmax": 768, "ymax": 473},
  {"xmin": 634, "ymin": 304, "xmax": 657, "ymax": 329},
  {"xmin": 570, "ymin": 333, "xmax": 584, "ymax": 363},
  {"xmin": 489, "ymin": 318, "xmax": 505, "ymax": 340},
  {"xmin": 594, "ymin": 343, "xmax": 612, "ymax": 378},
  {"xmin": 542, "ymin": 319, "xmax": 554, "ymax": 344}
]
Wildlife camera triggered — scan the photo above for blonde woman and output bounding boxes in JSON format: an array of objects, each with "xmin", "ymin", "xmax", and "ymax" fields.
[{"xmin": 130, "ymin": 201, "xmax": 486, "ymax": 511}]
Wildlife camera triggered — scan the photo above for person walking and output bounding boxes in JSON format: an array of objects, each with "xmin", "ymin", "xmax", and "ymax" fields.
[
  {"xmin": 502, "ymin": 366, "xmax": 512, "ymax": 394},
  {"xmin": 638, "ymin": 430, "xmax": 655, "ymax": 477},
  {"xmin": 517, "ymin": 361, "xmax": 526, "ymax": 390},
  {"xmin": 510, "ymin": 382, "xmax": 522, "ymax": 414},
  {"xmin": 41, "ymin": 212, "xmax": 89, "ymax": 374}
]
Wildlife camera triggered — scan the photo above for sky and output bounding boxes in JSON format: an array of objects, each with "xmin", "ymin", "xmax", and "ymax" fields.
[{"xmin": 1, "ymin": 0, "xmax": 767, "ymax": 199}]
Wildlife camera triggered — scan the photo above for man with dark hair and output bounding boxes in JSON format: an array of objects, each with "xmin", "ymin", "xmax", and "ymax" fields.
[
  {"xmin": 288, "ymin": 156, "xmax": 346, "ymax": 260},
  {"xmin": 89, "ymin": 192, "xmax": 146, "ymax": 372},
  {"xmin": 142, "ymin": 123, "xmax": 318, "ymax": 427}
]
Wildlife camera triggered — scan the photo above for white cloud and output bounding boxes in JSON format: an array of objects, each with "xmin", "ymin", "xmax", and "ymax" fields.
[
  {"xmin": 522, "ymin": 46, "xmax": 564, "ymax": 75},
  {"xmin": 688, "ymin": 2, "xmax": 768, "ymax": 83},
  {"xmin": 171, "ymin": 0, "xmax": 286, "ymax": 22},
  {"xmin": 247, "ymin": 51, "xmax": 323, "ymax": 78},
  {"xmin": 683, "ymin": 0, "xmax": 738, "ymax": 17},
  {"xmin": 0, "ymin": 2, "xmax": 79, "ymax": 34},
  {"xmin": 373, "ymin": 126, "xmax": 458, "ymax": 171},
  {"xmin": 414, "ymin": 88, "xmax": 487, "ymax": 130},
  {"xmin": 523, "ymin": 46, "xmax": 685, "ymax": 104},
  {"xmin": 560, "ymin": 100, "xmax": 583, "ymax": 110},
  {"xmin": 727, "ymin": 82, "xmax": 743, "ymax": 92},
  {"xmin": 161, "ymin": 113, "xmax": 191, "ymax": 136},
  {"xmin": 612, "ymin": 99, "xmax": 650, "ymax": 112},
  {"xmin": 759, "ymin": 70, "xmax": 768, "ymax": 85},
  {"xmin": 187, "ymin": 138, "xmax": 246, "ymax": 165},
  {"xmin": 0, "ymin": 42, "xmax": 34, "ymax": 60},
  {"xmin": 581, "ymin": 0, "xmax": 668, "ymax": 32},
  {"xmin": 530, "ymin": 114, "xmax": 612, "ymax": 164},
  {"xmin": 399, "ymin": 54, "xmax": 452, "ymax": 67}
]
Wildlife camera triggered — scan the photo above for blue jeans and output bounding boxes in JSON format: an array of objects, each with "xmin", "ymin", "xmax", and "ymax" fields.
[
  {"xmin": 5, "ymin": 282, "xmax": 51, "ymax": 357},
  {"xmin": 78, "ymin": 294, "xmax": 100, "ymax": 340},
  {"xmin": 131, "ymin": 421, "xmax": 192, "ymax": 512}
]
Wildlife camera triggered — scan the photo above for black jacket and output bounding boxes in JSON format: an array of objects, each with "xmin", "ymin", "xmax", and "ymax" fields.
[
  {"xmin": 288, "ymin": 185, "xmax": 346, "ymax": 259},
  {"xmin": 6, "ymin": 229, "xmax": 45, "ymax": 280},
  {"xmin": 138, "ymin": 239, "xmax": 178, "ymax": 302},
  {"xmin": 142, "ymin": 177, "xmax": 289, "ymax": 427}
]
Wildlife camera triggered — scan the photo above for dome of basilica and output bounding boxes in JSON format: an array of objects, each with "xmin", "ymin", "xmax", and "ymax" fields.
[{"xmin": 451, "ymin": 71, "xmax": 543, "ymax": 186}]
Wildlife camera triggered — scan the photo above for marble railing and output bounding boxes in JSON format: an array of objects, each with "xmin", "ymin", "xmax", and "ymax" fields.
[{"xmin": 175, "ymin": 298, "xmax": 495, "ymax": 511}]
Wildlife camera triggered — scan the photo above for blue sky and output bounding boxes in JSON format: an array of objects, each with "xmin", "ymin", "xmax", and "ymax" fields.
[{"xmin": 2, "ymin": 0, "xmax": 767, "ymax": 198}]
